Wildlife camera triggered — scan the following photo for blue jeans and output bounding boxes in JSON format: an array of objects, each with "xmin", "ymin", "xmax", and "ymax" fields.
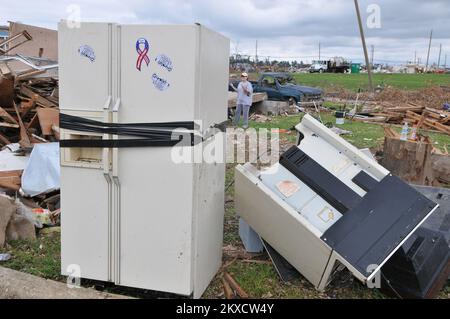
[{"xmin": 234, "ymin": 104, "xmax": 250, "ymax": 128}]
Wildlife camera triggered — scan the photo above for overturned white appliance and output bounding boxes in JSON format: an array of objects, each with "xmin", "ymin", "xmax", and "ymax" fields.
[{"xmin": 235, "ymin": 114, "xmax": 439, "ymax": 290}]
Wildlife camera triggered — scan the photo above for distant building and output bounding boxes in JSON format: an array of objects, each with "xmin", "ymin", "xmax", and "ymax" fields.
[{"xmin": 0, "ymin": 25, "xmax": 9, "ymax": 42}]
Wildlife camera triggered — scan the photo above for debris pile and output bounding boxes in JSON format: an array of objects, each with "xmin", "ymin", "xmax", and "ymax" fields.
[
  {"xmin": 382, "ymin": 127, "xmax": 450, "ymax": 186},
  {"xmin": 0, "ymin": 27, "xmax": 60, "ymax": 248},
  {"xmin": 357, "ymin": 102, "xmax": 450, "ymax": 135}
]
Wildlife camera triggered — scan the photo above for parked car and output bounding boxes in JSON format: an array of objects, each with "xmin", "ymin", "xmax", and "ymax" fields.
[{"xmin": 230, "ymin": 72, "xmax": 323, "ymax": 105}]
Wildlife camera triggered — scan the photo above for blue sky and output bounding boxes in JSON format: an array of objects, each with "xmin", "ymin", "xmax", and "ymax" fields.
[{"xmin": 1, "ymin": 0, "xmax": 449, "ymax": 65}]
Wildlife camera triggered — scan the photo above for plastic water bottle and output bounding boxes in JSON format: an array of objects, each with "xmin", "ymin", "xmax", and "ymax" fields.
[
  {"xmin": 400, "ymin": 122, "xmax": 409, "ymax": 141},
  {"xmin": 410, "ymin": 127, "xmax": 417, "ymax": 141}
]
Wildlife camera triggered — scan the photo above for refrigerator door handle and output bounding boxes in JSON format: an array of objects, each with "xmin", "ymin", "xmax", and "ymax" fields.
[
  {"xmin": 112, "ymin": 98, "xmax": 121, "ymax": 284},
  {"xmin": 102, "ymin": 95, "xmax": 112, "ymax": 176},
  {"xmin": 102, "ymin": 95, "xmax": 113, "ymax": 281}
]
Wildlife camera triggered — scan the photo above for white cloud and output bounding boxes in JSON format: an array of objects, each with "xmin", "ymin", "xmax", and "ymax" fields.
[{"xmin": 0, "ymin": 0, "xmax": 449, "ymax": 65}]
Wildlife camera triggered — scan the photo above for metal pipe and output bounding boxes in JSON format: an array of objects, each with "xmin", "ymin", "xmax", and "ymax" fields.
[{"xmin": 0, "ymin": 54, "xmax": 58, "ymax": 70}]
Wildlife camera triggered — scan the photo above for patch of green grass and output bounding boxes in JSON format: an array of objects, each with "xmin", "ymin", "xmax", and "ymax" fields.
[
  {"xmin": 292, "ymin": 73, "xmax": 450, "ymax": 91},
  {"xmin": 1, "ymin": 232, "xmax": 62, "ymax": 281}
]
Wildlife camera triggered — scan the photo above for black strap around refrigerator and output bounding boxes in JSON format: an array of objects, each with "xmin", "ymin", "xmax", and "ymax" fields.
[{"xmin": 59, "ymin": 113, "xmax": 202, "ymax": 148}]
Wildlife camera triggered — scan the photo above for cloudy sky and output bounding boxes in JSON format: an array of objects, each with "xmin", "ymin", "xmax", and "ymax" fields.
[{"xmin": 1, "ymin": 0, "xmax": 449, "ymax": 65}]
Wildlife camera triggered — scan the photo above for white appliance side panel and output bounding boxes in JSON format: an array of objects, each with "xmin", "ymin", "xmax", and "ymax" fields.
[
  {"xmin": 117, "ymin": 147, "xmax": 194, "ymax": 295},
  {"xmin": 196, "ymin": 26, "xmax": 230, "ymax": 129},
  {"xmin": 61, "ymin": 166, "xmax": 110, "ymax": 281},
  {"xmin": 58, "ymin": 22, "xmax": 112, "ymax": 111},
  {"xmin": 118, "ymin": 25, "xmax": 197, "ymax": 123},
  {"xmin": 235, "ymin": 164, "xmax": 332, "ymax": 287},
  {"xmin": 192, "ymin": 134, "xmax": 226, "ymax": 298}
]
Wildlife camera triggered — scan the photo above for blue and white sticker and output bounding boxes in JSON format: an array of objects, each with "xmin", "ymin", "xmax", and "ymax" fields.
[
  {"xmin": 155, "ymin": 54, "xmax": 173, "ymax": 72},
  {"xmin": 78, "ymin": 45, "xmax": 95, "ymax": 62},
  {"xmin": 152, "ymin": 73, "xmax": 170, "ymax": 91}
]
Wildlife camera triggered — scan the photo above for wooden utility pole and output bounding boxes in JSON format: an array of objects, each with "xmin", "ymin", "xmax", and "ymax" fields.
[
  {"xmin": 354, "ymin": 0, "xmax": 373, "ymax": 91},
  {"xmin": 255, "ymin": 40, "xmax": 258, "ymax": 64},
  {"xmin": 425, "ymin": 30, "xmax": 433, "ymax": 71},
  {"xmin": 437, "ymin": 43, "xmax": 442, "ymax": 68},
  {"xmin": 370, "ymin": 45, "xmax": 374, "ymax": 67},
  {"xmin": 319, "ymin": 42, "xmax": 321, "ymax": 60},
  {"xmin": 414, "ymin": 51, "xmax": 417, "ymax": 64},
  {"xmin": 445, "ymin": 54, "xmax": 447, "ymax": 68}
]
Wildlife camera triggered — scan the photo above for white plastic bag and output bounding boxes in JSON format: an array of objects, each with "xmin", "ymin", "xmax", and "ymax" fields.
[{"xmin": 21, "ymin": 143, "xmax": 60, "ymax": 197}]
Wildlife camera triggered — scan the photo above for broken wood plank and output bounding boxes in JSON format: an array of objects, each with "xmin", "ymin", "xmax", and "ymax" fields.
[
  {"xmin": 20, "ymin": 95, "xmax": 37, "ymax": 118},
  {"xmin": 52, "ymin": 125, "xmax": 60, "ymax": 140},
  {"xmin": 0, "ymin": 170, "xmax": 22, "ymax": 191},
  {"xmin": 36, "ymin": 107, "xmax": 59, "ymax": 135},
  {"xmin": 31, "ymin": 134, "xmax": 49, "ymax": 143},
  {"xmin": 13, "ymin": 101, "xmax": 31, "ymax": 148},
  {"xmin": 26, "ymin": 112, "xmax": 40, "ymax": 130},
  {"xmin": 0, "ymin": 132, "xmax": 11, "ymax": 145},
  {"xmin": 222, "ymin": 278, "xmax": 234, "ymax": 299},
  {"xmin": 0, "ymin": 106, "xmax": 18, "ymax": 124},
  {"xmin": 223, "ymin": 272, "xmax": 249, "ymax": 299},
  {"xmin": 0, "ymin": 122, "xmax": 19, "ymax": 129},
  {"xmin": 15, "ymin": 69, "xmax": 46, "ymax": 81},
  {"xmin": 0, "ymin": 63, "xmax": 11, "ymax": 77},
  {"xmin": 385, "ymin": 106, "xmax": 424, "ymax": 113},
  {"xmin": 20, "ymin": 85, "xmax": 57, "ymax": 108}
]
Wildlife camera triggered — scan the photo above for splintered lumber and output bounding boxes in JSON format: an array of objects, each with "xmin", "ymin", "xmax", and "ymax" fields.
[
  {"xmin": 0, "ymin": 106, "xmax": 18, "ymax": 124},
  {"xmin": 26, "ymin": 112, "xmax": 39, "ymax": 130},
  {"xmin": 385, "ymin": 105, "xmax": 425, "ymax": 113},
  {"xmin": 384, "ymin": 127, "xmax": 400, "ymax": 139},
  {"xmin": 0, "ymin": 63, "xmax": 11, "ymax": 77},
  {"xmin": 0, "ymin": 133, "xmax": 11, "ymax": 145},
  {"xmin": 13, "ymin": 102, "xmax": 31, "ymax": 148},
  {"xmin": 20, "ymin": 95, "xmax": 37, "ymax": 118},
  {"xmin": 52, "ymin": 125, "xmax": 60, "ymax": 140},
  {"xmin": 0, "ymin": 77, "xmax": 14, "ymax": 108},
  {"xmin": 15, "ymin": 69, "xmax": 46, "ymax": 81},
  {"xmin": 407, "ymin": 111, "xmax": 450, "ymax": 135},
  {"xmin": 223, "ymin": 272, "xmax": 249, "ymax": 299},
  {"xmin": 0, "ymin": 122, "xmax": 19, "ymax": 129},
  {"xmin": 36, "ymin": 107, "xmax": 59, "ymax": 135},
  {"xmin": 0, "ymin": 170, "xmax": 22, "ymax": 191},
  {"xmin": 20, "ymin": 85, "xmax": 57, "ymax": 108},
  {"xmin": 222, "ymin": 278, "xmax": 234, "ymax": 299},
  {"xmin": 0, "ymin": 30, "xmax": 32, "ymax": 54}
]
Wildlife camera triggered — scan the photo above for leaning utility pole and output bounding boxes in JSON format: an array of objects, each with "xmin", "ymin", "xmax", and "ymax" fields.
[
  {"xmin": 425, "ymin": 30, "xmax": 433, "ymax": 71},
  {"xmin": 354, "ymin": 0, "xmax": 373, "ymax": 91},
  {"xmin": 437, "ymin": 43, "xmax": 442, "ymax": 68}
]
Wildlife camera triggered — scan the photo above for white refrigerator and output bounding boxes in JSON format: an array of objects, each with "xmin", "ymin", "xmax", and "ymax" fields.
[{"xmin": 58, "ymin": 22, "xmax": 229, "ymax": 298}]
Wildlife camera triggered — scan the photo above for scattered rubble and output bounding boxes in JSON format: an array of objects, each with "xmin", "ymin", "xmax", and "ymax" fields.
[{"xmin": 0, "ymin": 24, "xmax": 60, "ymax": 248}]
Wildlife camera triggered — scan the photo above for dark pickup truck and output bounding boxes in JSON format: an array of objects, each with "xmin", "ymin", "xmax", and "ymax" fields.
[{"xmin": 230, "ymin": 72, "xmax": 323, "ymax": 105}]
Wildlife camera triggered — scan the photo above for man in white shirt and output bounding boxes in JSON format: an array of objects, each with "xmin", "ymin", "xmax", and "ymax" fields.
[{"xmin": 233, "ymin": 72, "xmax": 253, "ymax": 129}]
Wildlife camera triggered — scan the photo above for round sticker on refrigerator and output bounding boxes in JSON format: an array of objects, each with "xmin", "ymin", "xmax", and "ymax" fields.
[
  {"xmin": 78, "ymin": 45, "xmax": 95, "ymax": 62},
  {"xmin": 152, "ymin": 73, "xmax": 170, "ymax": 91},
  {"xmin": 155, "ymin": 54, "xmax": 173, "ymax": 72}
]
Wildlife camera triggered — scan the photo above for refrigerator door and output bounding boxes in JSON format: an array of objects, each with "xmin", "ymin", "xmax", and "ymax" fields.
[
  {"xmin": 59, "ymin": 22, "xmax": 113, "ymax": 282},
  {"xmin": 58, "ymin": 22, "xmax": 114, "ymax": 112},
  {"xmin": 114, "ymin": 25, "xmax": 198, "ymax": 295}
]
